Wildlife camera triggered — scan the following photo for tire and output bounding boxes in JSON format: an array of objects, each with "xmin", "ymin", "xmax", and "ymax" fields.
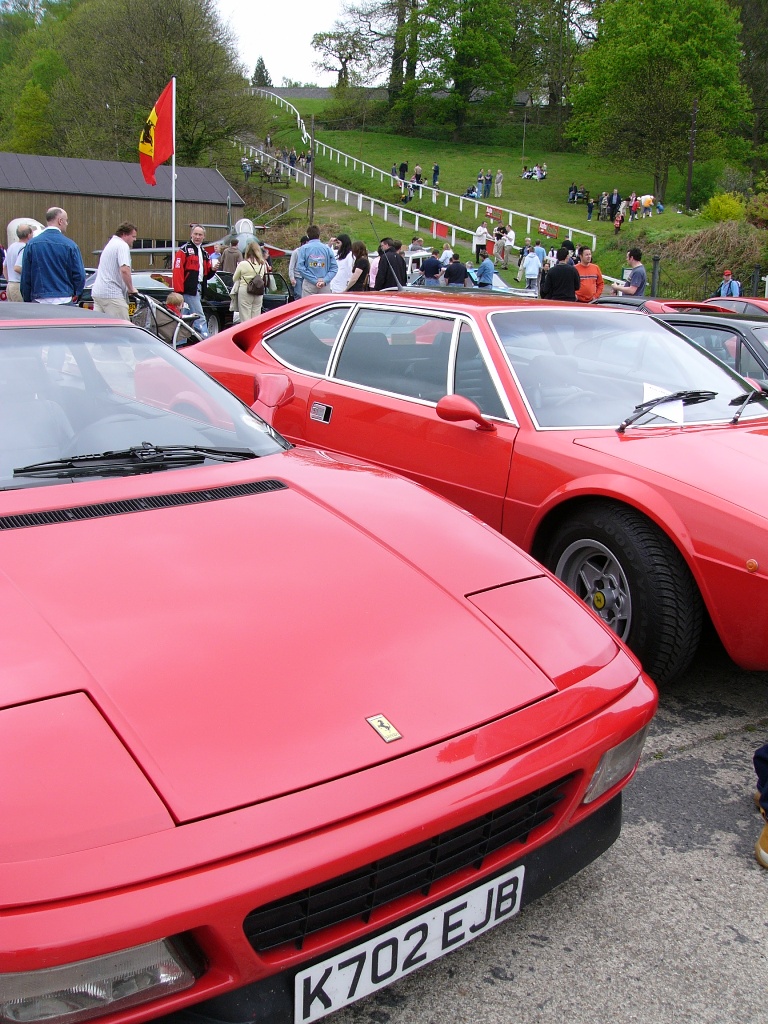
[
  {"xmin": 544, "ymin": 503, "xmax": 703, "ymax": 684},
  {"xmin": 206, "ymin": 312, "xmax": 220, "ymax": 336}
]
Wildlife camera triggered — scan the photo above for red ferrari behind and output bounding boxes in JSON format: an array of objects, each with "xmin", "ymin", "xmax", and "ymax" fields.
[{"xmin": 187, "ymin": 291, "xmax": 768, "ymax": 684}]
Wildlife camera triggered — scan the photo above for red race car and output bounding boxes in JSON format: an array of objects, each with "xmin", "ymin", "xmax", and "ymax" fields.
[
  {"xmin": 704, "ymin": 295, "xmax": 768, "ymax": 317},
  {"xmin": 0, "ymin": 304, "xmax": 655, "ymax": 1024},
  {"xmin": 187, "ymin": 291, "xmax": 768, "ymax": 684}
]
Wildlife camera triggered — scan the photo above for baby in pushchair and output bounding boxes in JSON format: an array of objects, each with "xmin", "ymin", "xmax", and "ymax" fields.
[
  {"xmin": 130, "ymin": 293, "xmax": 203, "ymax": 348},
  {"xmin": 462, "ymin": 184, "xmax": 479, "ymax": 198}
]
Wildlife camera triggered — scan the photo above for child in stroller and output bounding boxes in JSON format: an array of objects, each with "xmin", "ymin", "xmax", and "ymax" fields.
[
  {"xmin": 463, "ymin": 184, "xmax": 479, "ymax": 198},
  {"xmin": 130, "ymin": 292, "xmax": 203, "ymax": 348}
]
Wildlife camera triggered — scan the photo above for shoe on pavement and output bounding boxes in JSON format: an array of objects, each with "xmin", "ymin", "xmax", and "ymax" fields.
[{"xmin": 756, "ymin": 824, "xmax": 768, "ymax": 868}]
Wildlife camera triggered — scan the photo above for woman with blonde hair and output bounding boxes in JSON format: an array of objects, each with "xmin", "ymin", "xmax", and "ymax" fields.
[{"xmin": 231, "ymin": 241, "xmax": 268, "ymax": 322}]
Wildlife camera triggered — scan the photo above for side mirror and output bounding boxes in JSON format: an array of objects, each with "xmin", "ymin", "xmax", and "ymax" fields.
[
  {"xmin": 436, "ymin": 394, "xmax": 496, "ymax": 432},
  {"xmin": 251, "ymin": 373, "xmax": 294, "ymax": 421}
]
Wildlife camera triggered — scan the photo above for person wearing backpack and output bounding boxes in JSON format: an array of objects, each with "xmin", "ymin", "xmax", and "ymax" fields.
[
  {"xmin": 711, "ymin": 268, "xmax": 742, "ymax": 298},
  {"xmin": 231, "ymin": 241, "xmax": 268, "ymax": 322}
]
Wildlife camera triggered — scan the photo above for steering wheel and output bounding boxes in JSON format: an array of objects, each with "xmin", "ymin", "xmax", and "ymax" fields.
[
  {"xmin": 551, "ymin": 389, "xmax": 600, "ymax": 408},
  {"xmin": 67, "ymin": 414, "xmax": 148, "ymax": 455}
]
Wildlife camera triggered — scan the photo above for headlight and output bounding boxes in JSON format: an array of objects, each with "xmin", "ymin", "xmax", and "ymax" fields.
[
  {"xmin": 582, "ymin": 726, "xmax": 649, "ymax": 804},
  {"xmin": 0, "ymin": 939, "xmax": 200, "ymax": 1024}
]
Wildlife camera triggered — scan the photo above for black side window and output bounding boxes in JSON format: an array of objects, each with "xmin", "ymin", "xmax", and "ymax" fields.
[
  {"xmin": 265, "ymin": 307, "xmax": 349, "ymax": 374},
  {"xmin": 454, "ymin": 325, "xmax": 506, "ymax": 418},
  {"xmin": 334, "ymin": 309, "xmax": 453, "ymax": 401}
]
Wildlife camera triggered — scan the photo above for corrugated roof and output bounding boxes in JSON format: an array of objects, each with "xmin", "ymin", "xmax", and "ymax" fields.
[{"xmin": 0, "ymin": 153, "xmax": 244, "ymax": 205}]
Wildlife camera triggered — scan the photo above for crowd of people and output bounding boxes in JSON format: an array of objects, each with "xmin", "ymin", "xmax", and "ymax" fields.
[
  {"xmin": 387, "ymin": 160, "xmax": 551, "ymax": 203},
  {"xmin": 568, "ymin": 185, "xmax": 664, "ymax": 226},
  {"xmin": 240, "ymin": 146, "xmax": 313, "ymax": 182},
  {"xmin": 0, "ymin": 209, "xmax": 274, "ymax": 337},
  {"xmin": 508, "ymin": 235, "xmax": 648, "ymax": 302}
]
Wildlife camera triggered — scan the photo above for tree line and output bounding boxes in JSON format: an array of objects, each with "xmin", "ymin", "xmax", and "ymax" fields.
[
  {"xmin": 0, "ymin": 0, "xmax": 764, "ymax": 207},
  {"xmin": 304, "ymin": 0, "xmax": 763, "ymax": 199},
  {"xmin": 0, "ymin": 0, "xmax": 262, "ymax": 165}
]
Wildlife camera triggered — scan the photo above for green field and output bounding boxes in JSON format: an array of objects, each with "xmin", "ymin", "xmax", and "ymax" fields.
[{"xmin": 245, "ymin": 100, "xmax": 716, "ymax": 280}]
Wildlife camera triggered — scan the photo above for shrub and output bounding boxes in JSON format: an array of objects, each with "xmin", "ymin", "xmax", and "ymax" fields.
[{"xmin": 701, "ymin": 192, "xmax": 746, "ymax": 222}]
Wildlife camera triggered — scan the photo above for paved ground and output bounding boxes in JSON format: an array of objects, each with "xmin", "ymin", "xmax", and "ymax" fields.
[{"xmin": 334, "ymin": 632, "xmax": 768, "ymax": 1024}]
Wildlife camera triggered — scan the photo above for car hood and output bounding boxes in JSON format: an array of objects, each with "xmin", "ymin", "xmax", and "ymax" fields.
[
  {"xmin": 574, "ymin": 422, "xmax": 768, "ymax": 516},
  {"xmin": 0, "ymin": 454, "xmax": 564, "ymax": 824}
]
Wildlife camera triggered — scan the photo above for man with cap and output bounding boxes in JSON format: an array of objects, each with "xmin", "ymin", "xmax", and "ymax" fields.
[{"xmin": 711, "ymin": 269, "xmax": 741, "ymax": 298}]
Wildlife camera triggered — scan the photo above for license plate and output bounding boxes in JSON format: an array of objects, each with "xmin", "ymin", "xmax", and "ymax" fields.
[{"xmin": 294, "ymin": 865, "xmax": 524, "ymax": 1023}]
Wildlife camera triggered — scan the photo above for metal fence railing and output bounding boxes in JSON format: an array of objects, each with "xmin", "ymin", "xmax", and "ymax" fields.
[{"xmin": 249, "ymin": 89, "xmax": 597, "ymax": 252}]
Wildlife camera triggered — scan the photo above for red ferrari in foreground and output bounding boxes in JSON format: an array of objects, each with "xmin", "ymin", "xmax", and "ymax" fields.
[
  {"xmin": 0, "ymin": 306, "xmax": 655, "ymax": 1024},
  {"xmin": 187, "ymin": 291, "xmax": 768, "ymax": 684}
]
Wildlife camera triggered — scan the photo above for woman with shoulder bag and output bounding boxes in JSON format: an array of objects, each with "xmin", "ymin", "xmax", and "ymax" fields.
[{"xmin": 232, "ymin": 241, "xmax": 268, "ymax": 322}]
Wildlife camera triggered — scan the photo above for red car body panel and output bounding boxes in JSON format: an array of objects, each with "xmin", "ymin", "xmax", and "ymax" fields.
[
  {"xmin": 0, "ymin": 308, "xmax": 658, "ymax": 1024},
  {"xmin": 187, "ymin": 294, "xmax": 768, "ymax": 672}
]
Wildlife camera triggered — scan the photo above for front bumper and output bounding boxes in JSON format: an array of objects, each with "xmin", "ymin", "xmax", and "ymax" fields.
[{"xmin": 161, "ymin": 795, "xmax": 622, "ymax": 1024}]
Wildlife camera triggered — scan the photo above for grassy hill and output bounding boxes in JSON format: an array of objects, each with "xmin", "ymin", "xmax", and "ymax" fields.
[{"xmin": 235, "ymin": 101, "xmax": 767, "ymax": 289}]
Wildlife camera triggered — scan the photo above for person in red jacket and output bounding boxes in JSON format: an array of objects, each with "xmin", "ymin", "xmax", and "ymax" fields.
[{"xmin": 172, "ymin": 224, "xmax": 214, "ymax": 336}]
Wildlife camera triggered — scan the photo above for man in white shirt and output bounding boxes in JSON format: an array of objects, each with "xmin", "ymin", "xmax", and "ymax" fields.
[
  {"xmin": 2, "ymin": 222, "xmax": 34, "ymax": 302},
  {"xmin": 473, "ymin": 222, "xmax": 491, "ymax": 264},
  {"xmin": 500, "ymin": 226, "xmax": 516, "ymax": 269},
  {"xmin": 91, "ymin": 222, "xmax": 138, "ymax": 319}
]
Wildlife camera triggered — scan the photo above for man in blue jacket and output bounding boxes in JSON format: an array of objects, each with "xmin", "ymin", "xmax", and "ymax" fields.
[
  {"xmin": 20, "ymin": 207, "xmax": 85, "ymax": 304},
  {"xmin": 711, "ymin": 269, "xmax": 741, "ymax": 298},
  {"xmin": 296, "ymin": 226, "xmax": 338, "ymax": 295}
]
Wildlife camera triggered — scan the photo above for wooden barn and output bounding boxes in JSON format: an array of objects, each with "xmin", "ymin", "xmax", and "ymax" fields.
[{"xmin": 0, "ymin": 153, "xmax": 245, "ymax": 269}]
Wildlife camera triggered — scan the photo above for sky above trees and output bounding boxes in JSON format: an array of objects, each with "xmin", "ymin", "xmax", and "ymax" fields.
[{"xmin": 215, "ymin": 0, "xmax": 345, "ymax": 86}]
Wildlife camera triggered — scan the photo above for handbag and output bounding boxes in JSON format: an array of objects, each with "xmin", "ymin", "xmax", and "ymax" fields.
[{"xmin": 246, "ymin": 270, "xmax": 265, "ymax": 296}]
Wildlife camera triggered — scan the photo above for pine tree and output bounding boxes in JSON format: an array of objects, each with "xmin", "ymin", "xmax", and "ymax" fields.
[{"xmin": 251, "ymin": 57, "xmax": 272, "ymax": 87}]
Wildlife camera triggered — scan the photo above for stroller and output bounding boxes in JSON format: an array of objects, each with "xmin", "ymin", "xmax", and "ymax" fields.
[
  {"xmin": 130, "ymin": 293, "xmax": 203, "ymax": 348},
  {"xmin": 462, "ymin": 184, "xmax": 479, "ymax": 198}
]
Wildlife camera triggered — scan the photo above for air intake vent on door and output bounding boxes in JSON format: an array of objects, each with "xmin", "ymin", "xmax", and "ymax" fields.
[{"xmin": 0, "ymin": 480, "xmax": 287, "ymax": 531}]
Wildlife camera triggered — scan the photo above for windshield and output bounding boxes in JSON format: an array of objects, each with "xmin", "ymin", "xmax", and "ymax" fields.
[
  {"xmin": 0, "ymin": 323, "xmax": 287, "ymax": 489},
  {"xmin": 490, "ymin": 308, "xmax": 768, "ymax": 428}
]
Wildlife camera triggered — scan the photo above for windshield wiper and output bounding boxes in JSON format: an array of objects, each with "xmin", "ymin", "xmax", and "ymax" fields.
[
  {"xmin": 729, "ymin": 386, "xmax": 768, "ymax": 424},
  {"xmin": 14, "ymin": 442, "xmax": 258, "ymax": 478},
  {"xmin": 617, "ymin": 390, "xmax": 718, "ymax": 433}
]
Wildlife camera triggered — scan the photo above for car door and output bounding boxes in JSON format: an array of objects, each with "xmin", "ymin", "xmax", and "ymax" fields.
[
  {"xmin": 263, "ymin": 272, "xmax": 294, "ymax": 312},
  {"xmin": 203, "ymin": 274, "xmax": 233, "ymax": 332},
  {"xmin": 301, "ymin": 306, "xmax": 517, "ymax": 530}
]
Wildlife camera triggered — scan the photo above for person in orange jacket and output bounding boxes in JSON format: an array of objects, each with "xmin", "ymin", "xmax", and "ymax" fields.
[{"xmin": 575, "ymin": 246, "xmax": 605, "ymax": 303}]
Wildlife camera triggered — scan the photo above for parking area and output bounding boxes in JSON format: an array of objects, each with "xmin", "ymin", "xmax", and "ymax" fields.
[{"xmin": 333, "ymin": 633, "xmax": 768, "ymax": 1024}]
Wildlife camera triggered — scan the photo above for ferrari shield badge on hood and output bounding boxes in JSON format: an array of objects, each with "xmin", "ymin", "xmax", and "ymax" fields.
[{"xmin": 366, "ymin": 715, "xmax": 402, "ymax": 742}]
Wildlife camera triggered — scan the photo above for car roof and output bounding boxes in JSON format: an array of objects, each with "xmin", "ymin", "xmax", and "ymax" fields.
[
  {"xmin": 653, "ymin": 311, "xmax": 768, "ymax": 330},
  {"xmin": 275, "ymin": 290, "xmax": 650, "ymax": 315},
  {"xmin": 592, "ymin": 296, "xmax": 648, "ymax": 307},
  {"xmin": 0, "ymin": 303, "xmax": 120, "ymax": 323},
  {"xmin": 706, "ymin": 296, "xmax": 768, "ymax": 309}
]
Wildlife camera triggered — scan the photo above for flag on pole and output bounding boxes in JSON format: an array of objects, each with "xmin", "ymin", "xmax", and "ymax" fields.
[{"xmin": 139, "ymin": 81, "xmax": 174, "ymax": 185}]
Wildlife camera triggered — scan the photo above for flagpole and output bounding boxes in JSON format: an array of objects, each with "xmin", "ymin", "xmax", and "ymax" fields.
[{"xmin": 171, "ymin": 76, "xmax": 177, "ymax": 253}]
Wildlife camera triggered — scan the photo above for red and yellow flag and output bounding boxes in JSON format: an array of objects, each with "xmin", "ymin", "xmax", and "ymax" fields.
[{"xmin": 139, "ymin": 81, "xmax": 174, "ymax": 186}]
